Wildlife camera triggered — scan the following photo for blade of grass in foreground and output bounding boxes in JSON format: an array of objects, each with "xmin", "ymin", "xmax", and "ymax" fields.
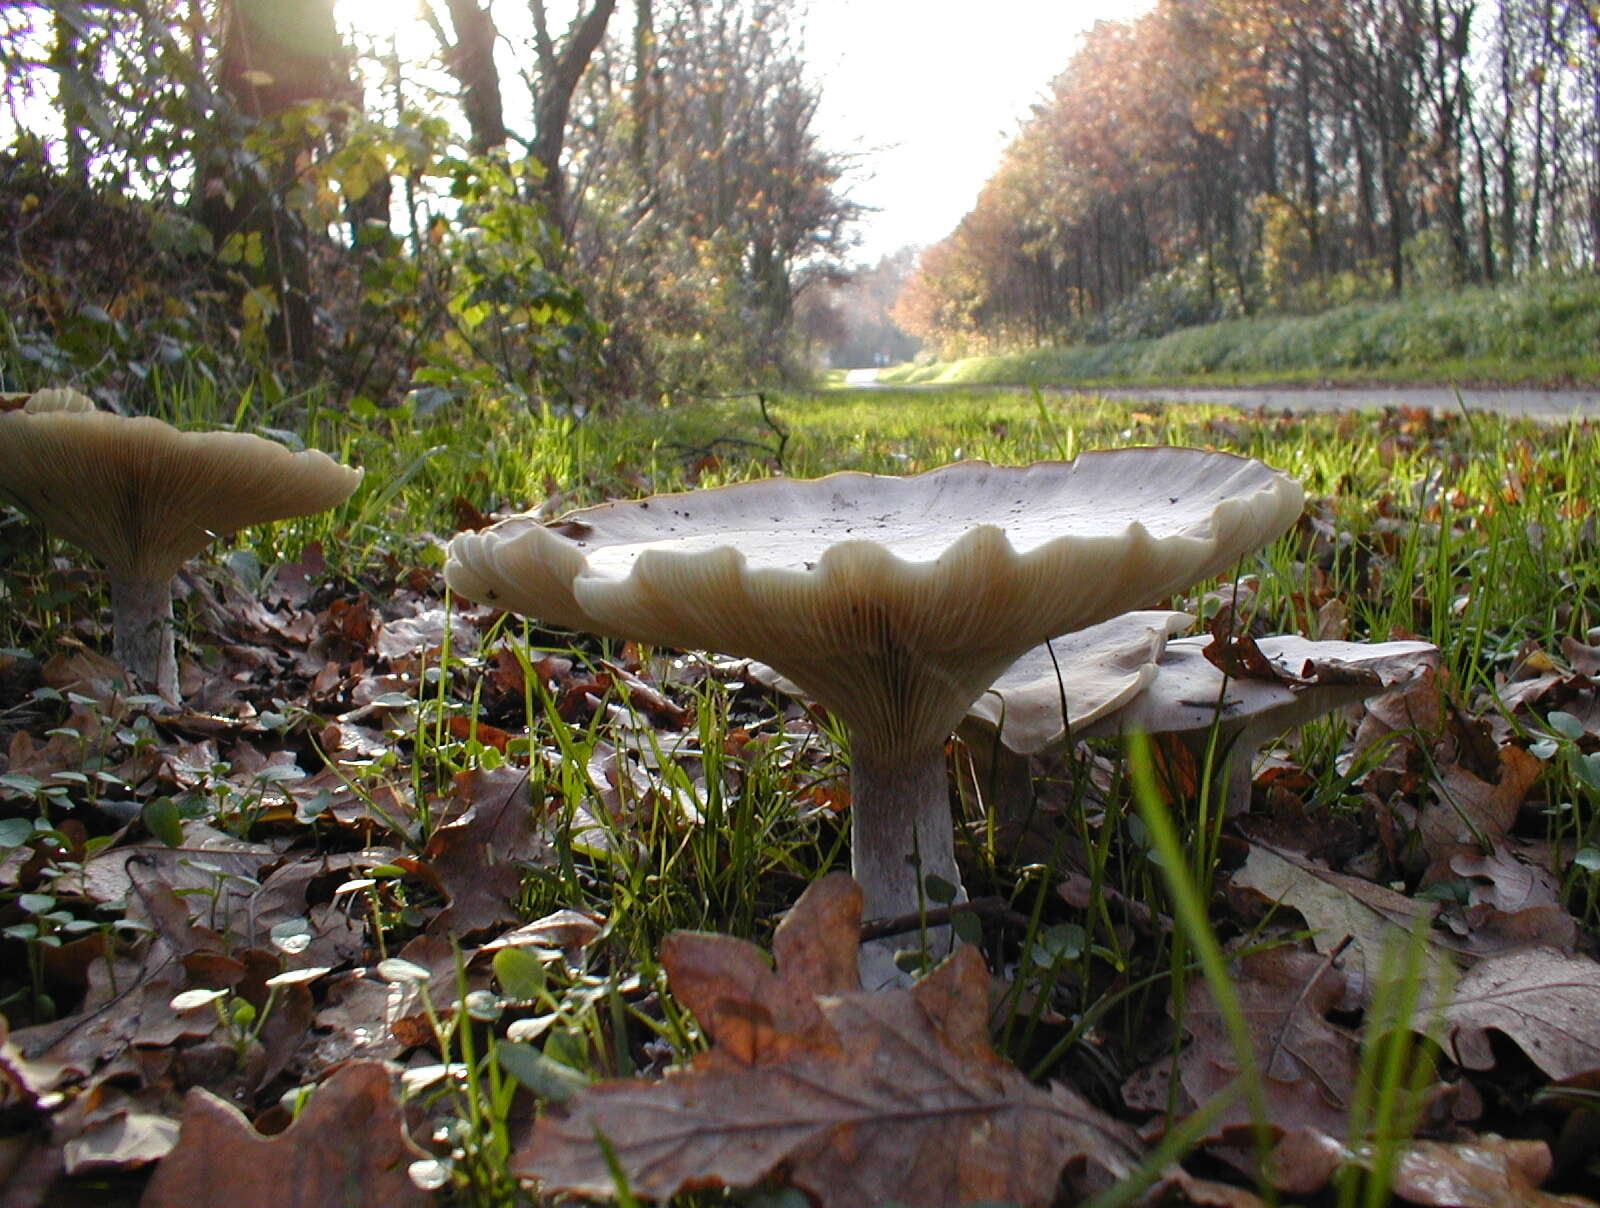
[{"xmin": 1123, "ymin": 730, "xmax": 1272, "ymax": 1186}]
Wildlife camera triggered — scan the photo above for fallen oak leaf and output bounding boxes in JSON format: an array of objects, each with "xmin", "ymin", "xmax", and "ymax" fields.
[
  {"xmin": 518, "ymin": 873, "xmax": 1143, "ymax": 1207},
  {"xmin": 482, "ymin": 907, "xmax": 605, "ymax": 967},
  {"xmin": 1230, "ymin": 843, "xmax": 1456, "ymax": 1007},
  {"xmin": 1265, "ymin": 1128, "xmax": 1595, "ymax": 1206},
  {"xmin": 1413, "ymin": 947, "xmax": 1600, "ymax": 1081},
  {"xmin": 1439, "ymin": 850, "xmax": 1579, "ymax": 958},
  {"xmin": 420, "ymin": 765, "xmax": 550, "ymax": 937},
  {"xmin": 1202, "ymin": 622, "xmax": 1295, "ymax": 684},
  {"xmin": 10, "ymin": 880, "xmax": 229, "ymax": 1085},
  {"xmin": 60, "ymin": 1096, "xmax": 181, "ymax": 1176},
  {"xmin": 1420, "ymin": 744, "xmax": 1542, "ymax": 862},
  {"xmin": 1124, "ymin": 946, "xmax": 1362, "ymax": 1141},
  {"xmin": 597, "ymin": 657, "xmax": 692, "ymax": 729},
  {"xmin": 140, "ymin": 1060, "xmax": 427, "ymax": 1207},
  {"xmin": 658, "ymin": 872, "xmax": 860, "ymax": 1063},
  {"xmin": 445, "ymin": 713, "xmax": 512, "ymax": 752}
]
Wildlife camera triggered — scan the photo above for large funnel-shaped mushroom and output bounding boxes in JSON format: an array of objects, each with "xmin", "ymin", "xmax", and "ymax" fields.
[
  {"xmin": 446, "ymin": 452, "xmax": 1303, "ymax": 933},
  {"xmin": 0, "ymin": 402, "xmax": 363, "ymax": 701}
]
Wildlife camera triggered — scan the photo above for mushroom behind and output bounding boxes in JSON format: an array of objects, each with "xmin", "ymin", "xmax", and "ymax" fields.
[
  {"xmin": 0, "ymin": 400, "xmax": 363, "ymax": 702},
  {"xmin": 446, "ymin": 451, "xmax": 1304, "ymax": 960},
  {"xmin": 1077, "ymin": 633, "xmax": 1439, "ymax": 814}
]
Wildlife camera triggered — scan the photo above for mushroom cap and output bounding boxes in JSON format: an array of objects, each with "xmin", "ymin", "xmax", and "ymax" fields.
[
  {"xmin": 0, "ymin": 410, "xmax": 364, "ymax": 580},
  {"xmin": 961, "ymin": 610, "xmax": 1195, "ymax": 755},
  {"xmin": 1078, "ymin": 633, "xmax": 1440, "ymax": 743},
  {"xmin": 446, "ymin": 451, "xmax": 1304, "ymax": 757},
  {"xmin": 2, "ymin": 388, "xmax": 97, "ymax": 414},
  {"xmin": 23, "ymin": 388, "xmax": 98, "ymax": 414}
]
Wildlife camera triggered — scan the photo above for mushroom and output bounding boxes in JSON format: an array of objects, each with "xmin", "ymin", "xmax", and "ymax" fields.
[
  {"xmin": 2, "ymin": 388, "xmax": 96, "ymax": 414},
  {"xmin": 0, "ymin": 401, "xmax": 363, "ymax": 702},
  {"xmin": 1076, "ymin": 633, "xmax": 1440, "ymax": 815},
  {"xmin": 963, "ymin": 610, "xmax": 1197, "ymax": 754},
  {"xmin": 446, "ymin": 452, "xmax": 1304, "ymax": 939},
  {"xmin": 953, "ymin": 609, "xmax": 1195, "ymax": 824}
]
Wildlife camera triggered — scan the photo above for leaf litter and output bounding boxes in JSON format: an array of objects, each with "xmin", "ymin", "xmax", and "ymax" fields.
[
  {"xmin": 520, "ymin": 875, "xmax": 1143, "ymax": 1207},
  {"xmin": 4, "ymin": 414, "xmax": 1600, "ymax": 1204}
]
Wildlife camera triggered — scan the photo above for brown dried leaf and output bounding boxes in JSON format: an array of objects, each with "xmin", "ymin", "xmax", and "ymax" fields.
[
  {"xmin": 10, "ymin": 882, "xmax": 224, "ymax": 1086},
  {"xmin": 1267, "ymin": 1128, "xmax": 1594, "ymax": 1206},
  {"xmin": 598, "ymin": 658, "xmax": 692, "ymax": 729},
  {"xmin": 62, "ymin": 1109, "xmax": 180, "ymax": 1175},
  {"xmin": 244, "ymin": 853, "xmax": 373, "ymax": 969},
  {"xmin": 139, "ymin": 1061, "xmax": 426, "ymax": 1207},
  {"xmin": 1128, "ymin": 947, "xmax": 1360, "ymax": 1140},
  {"xmin": 1203, "ymin": 624, "xmax": 1294, "ymax": 684},
  {"xmin": 659, "ymin": 873, "xmax": 861, "ymax": 1062},
  {"xmin": 1389, "ymin": 1137, "xmax": 1596, "ymax": 1207},
  {"xmin": 377, "ymin": 606, "xmax": 474, "ymax": 663},
  {"xmin": 41, "ymin": 648, "xmax": 129, "ymax": 703},
  {"xmin": 1352, "ymin": 663, "xmax": 1445, "ymax": 794},
  {"xmin": 1231, "ymin": 844, "xmax": 1456, "ymax": 1007},
  {"xmin": 306, "ymin": 973, "xmax": 405, "ymax": 1070},
  {"xmin": 382, "ymin": 932, "xmax": 491, "ymax": 1050},
  {"xmin": 0, "ymin": 1017, "xmax": 62, "ymax": 1109},
  {"xmin": 1439, "ymin": 851, "xmax": 1579, "ymax": 957},
  {"xmin": 1421, "ymin": 744, "xmax": 1542, "ymax": 859},
  {"xmin": 482, "ymin": 908, "xmax": 604, "ymax": 966},
  {"xmin": 519, "ymin": 874, "xmax": 1141, "ymax": 1207},
  {"xmin": 1414, "ymin": 948, "xmax": 1600, "ymax": 1080},
  {"xmin": 421, "ymin": 766, "xmax": 549, "ymax": 936},
  {"xmin": 57, "ymin": 822, "xmax": 281, "ymax": 931}
]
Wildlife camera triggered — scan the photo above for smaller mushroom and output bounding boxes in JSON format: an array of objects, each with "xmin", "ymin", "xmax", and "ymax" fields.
[
  {"xmin": 963, "ymin": 610, "xmax": 1197, "ymax": 754},
  {"xmin": 2, "ymin": 388, "xmax": 96, "ymax": 414},
  {"xmin": 952, "ymin": 610, "xmax": 1194, "ymax": 825},
  {"xmin": 1077, "ymin": 633, "xmax": 1439, "ymax": 815},
  {"xmin": 963, "ymin": 629, "xmax": 1438, "ymax": 822},
  {"xmin": 0, "ymin": 401, "xmax": 363, "ymax": 702}
]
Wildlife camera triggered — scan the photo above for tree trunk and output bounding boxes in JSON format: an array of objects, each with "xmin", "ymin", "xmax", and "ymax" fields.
[
  {"xmin": 442, "ymin": 0, "xmax": 507, "ymax": 155},
  {"xmin": 51, "ymin": 9, "xmax": 91, "ymax": 181},
  {"xmin": 630, "ymin": 0, "xmax": 655, "ymax": 175},
  {"xmin": 199, "ymin": 0, "xmax": 349, "ymax": 364},
  {"xmin": 530, "ymin": 0, "xmax": 619, "ymax": 236}
]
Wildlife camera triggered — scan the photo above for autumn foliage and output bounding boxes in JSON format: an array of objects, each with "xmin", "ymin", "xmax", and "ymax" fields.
[{"xmin": 896, "ymin": 0, "xmax": 1600, "ymax": 358}]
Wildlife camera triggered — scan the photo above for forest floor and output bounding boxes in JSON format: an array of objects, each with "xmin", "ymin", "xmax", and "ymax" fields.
[{"xmin": 5, "ymin": 387, "xmax": 1600, "ymax": 1206}]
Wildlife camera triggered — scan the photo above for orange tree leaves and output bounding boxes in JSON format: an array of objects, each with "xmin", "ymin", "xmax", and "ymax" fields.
[
  {"xmin": 140, "ymin": 1060, "xmax": 427, "ymax": 1207},
  {"xmin": 518, "ymin": 873, "xmax": 1143, "ymax": 1207}
]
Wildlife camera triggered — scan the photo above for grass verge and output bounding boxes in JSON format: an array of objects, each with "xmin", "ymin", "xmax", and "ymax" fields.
[{"xmin": 876, "ymin": 278, "xmax": 1600, "ymax": 389}]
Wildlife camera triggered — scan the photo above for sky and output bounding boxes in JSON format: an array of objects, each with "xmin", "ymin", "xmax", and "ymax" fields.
[
  {"xmin": 325, "ymin": 0, "xmax": 1156, "ymax": 266},
  {"xmin": 801, "ymin": 0, "xmax": 1156, "ymax": 264}
]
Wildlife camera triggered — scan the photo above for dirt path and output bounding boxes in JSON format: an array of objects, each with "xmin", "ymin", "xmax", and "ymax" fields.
[{"xmin": 840, "ymin": 369, "xmax": 1600, "ymax": 421}]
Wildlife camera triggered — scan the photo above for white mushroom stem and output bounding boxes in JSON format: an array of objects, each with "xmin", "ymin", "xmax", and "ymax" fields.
[
  {"xmin": 849, "ymin": 741, "xmax": 964, "ymax": 924},
  {"xmin": 109, "ymin": 574, "xmax": 177, "ymax": 703}
]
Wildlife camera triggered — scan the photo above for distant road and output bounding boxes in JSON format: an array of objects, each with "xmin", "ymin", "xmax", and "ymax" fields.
[{"xmin": 838, "ymin": 369, "xmax": 1600, "ymax": 422}]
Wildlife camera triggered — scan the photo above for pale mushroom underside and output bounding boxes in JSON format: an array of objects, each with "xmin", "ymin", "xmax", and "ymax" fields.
[
  {"xmin": 446, "ymin": 451, "xmax": 1305, "ymax": 756},
  {"xmin": 0, "ymin": 411, "xmax": 363, "ymax": 580}
]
